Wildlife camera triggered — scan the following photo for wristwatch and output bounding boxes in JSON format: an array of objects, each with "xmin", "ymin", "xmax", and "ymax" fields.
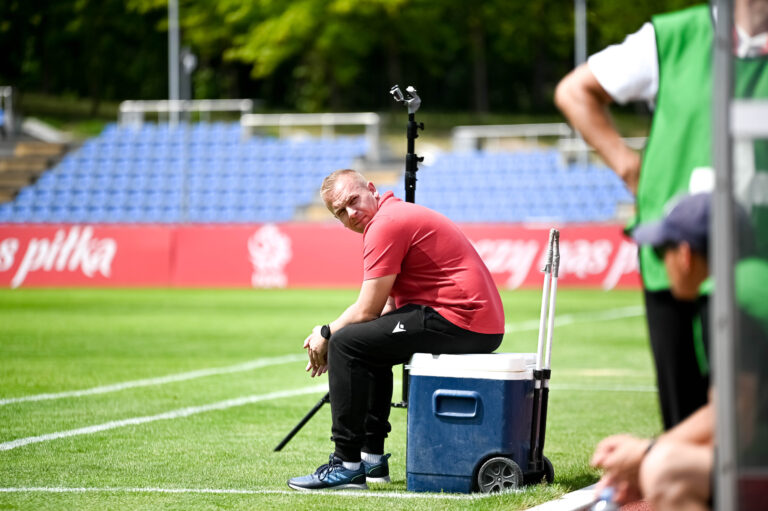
[{"xmin": 320, "ymin": 324, "xmax": 331, "ymax": 340}]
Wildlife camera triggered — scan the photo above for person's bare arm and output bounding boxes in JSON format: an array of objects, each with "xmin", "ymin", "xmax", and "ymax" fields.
[
  {"xmin": 555, "ymin": 63, "xmax": 641, "ymax": 194},
  {"xmin": 660, "ymin": 400, "xmax": 713, "ymax": 447},
  {"xmin": 304, "ymin": 274, "xmax": 397, "ymax": 377},
  {"xmin": 380, "ymin": 296, "xmax": 397, "ymax": 316},
  {"xmin": 330, "ymin": 274, "xmax": 396, "ymax": 330},
  {"xmin": 591, "ymin": 395, "xmax": 714, "ymax": 504}
]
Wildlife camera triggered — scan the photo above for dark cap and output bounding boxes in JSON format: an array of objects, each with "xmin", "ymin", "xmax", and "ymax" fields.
[{"xmin": 632, "ymin": 193, "xmax": 711, "ymax": 254}]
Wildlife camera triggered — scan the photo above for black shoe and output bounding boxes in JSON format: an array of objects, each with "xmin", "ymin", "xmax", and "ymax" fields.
[{"xmin": 362, "ymin": 453, "xmax": 391, "ymax": 483}]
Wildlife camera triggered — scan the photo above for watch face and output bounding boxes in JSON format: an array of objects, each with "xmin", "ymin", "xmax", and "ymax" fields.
[{"xmin": 321, "ymin": 325, "xmax": 331, "ymax": 339}]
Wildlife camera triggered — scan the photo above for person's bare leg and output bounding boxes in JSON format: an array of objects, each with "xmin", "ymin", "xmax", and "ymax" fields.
[{"xmin": 639, "ymin": 441, "xmax": 712, "ymax": 511}]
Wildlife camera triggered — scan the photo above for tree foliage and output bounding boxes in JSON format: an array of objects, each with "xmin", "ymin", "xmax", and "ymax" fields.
[{"xmin": 0, "ymin": 0, "xmax": 702, "ymax": 114}]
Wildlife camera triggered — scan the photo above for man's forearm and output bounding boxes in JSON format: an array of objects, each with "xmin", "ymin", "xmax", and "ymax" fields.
[
  {"xmin": 329, "ymin": 302, "xmax": 379, "ymax": 335},
  {"xmin": 380, "ymin": 296, "xmax": 396, "ymax": 316},
  {"xmin": 555, "ymin": 64, "xmax": 641, "ymax": 193},
  {"xmin": 660, "ymin": 402, "xmax": 714, "ymax": 446},
  {"xmin": 326, "ymin": 275, "xmax": 396, "ymax": 336}
]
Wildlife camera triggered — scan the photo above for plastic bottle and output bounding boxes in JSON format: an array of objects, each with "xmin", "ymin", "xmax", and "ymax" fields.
[{"xmin": 590, "ymin": 487, "xmax": 620, "ymax": 511}]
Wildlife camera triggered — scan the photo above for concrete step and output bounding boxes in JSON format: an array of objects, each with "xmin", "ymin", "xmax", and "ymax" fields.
[
  {"xmin": 0, "ymin": 173, "xmax": 34, "ymax": 188},
  {"xmin": 0, "ymin": 157, "xmax": 50, "ymax": 172},
  {"xmin": 0, "ymin": 167, "xmax": 44, "ymax": 180},
  {"xmin": 0, "ymin": 189, "xmax": 16, "ymax": 203},
  {"xmin": 297, "ymin": 204, "xmax": 334, "ymax": 222},
  {"xmin": 355, "ymin": 157, "xmax": 404, "ymax": 186},
  {"xmin": 0, "ymin": 139, "xmax": 70, "ymax": 205},
  {"xmin": 14, "ymin": 141, "xmax": 68, "ymax": 157},
  {"xmin": 364, "ymin": 169, "xmax": 402, "ymax": 186}
]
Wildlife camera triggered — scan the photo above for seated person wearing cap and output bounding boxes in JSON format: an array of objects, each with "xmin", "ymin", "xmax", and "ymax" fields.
[{"xmin": 589, "ymin": 193, "xmax": 768, "ymax": 511}]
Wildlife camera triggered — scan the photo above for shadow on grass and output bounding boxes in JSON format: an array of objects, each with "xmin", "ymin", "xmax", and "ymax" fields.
[{"xmin": 555, "ymin": 472, "xmax": 600, "ymax": 492}]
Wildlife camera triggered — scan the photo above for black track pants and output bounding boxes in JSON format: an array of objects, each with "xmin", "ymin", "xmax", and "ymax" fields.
[
  {"xmin": 644, "ymin": 289, "xmax": 710, "ymax": 430},
  {"xmin": 327, "ymin": 304, "xmax": 503, "ymax": 462}
]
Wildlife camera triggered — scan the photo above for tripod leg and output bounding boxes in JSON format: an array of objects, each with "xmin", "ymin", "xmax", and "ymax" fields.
[
  {"xmin": 274, "ymin": 392, "xmax": 330, "ymax": 452},
  {"xmin": 391, "ymin": 363, "xmax": 409, "ymax": 408}
]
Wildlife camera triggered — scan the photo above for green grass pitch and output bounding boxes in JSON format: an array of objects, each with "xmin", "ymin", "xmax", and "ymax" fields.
[{"xmin": 0, "ymin": 288, "xmax": 660, "ymax": 510}]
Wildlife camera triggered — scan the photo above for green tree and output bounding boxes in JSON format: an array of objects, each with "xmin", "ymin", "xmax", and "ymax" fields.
[
  {"xmin": 0, "ymin": 0, "xmax": 705, "ymax": 115},
  {"xmin": 0, "ymin": 0, "xmax": 168, "ymax": 114}
]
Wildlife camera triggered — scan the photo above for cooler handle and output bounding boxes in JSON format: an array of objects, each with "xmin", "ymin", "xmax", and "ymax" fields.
[{"xmin": 432, "ymin": 390, "xmax": 480, "ymax": 418}]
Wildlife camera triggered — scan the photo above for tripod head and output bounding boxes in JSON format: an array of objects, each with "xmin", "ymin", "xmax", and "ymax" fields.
[
  {"xmin": 389, "ymin": 84, "xmax": 424, "ymax": 205},
  {"xmin": 390, "ymin": 85, "xmax": 422, "ymax": 114}
]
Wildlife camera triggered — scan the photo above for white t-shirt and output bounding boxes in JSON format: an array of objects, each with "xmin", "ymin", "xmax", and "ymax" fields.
[
  {"xmin": 588, "ymin": 17, "xmax": 768, "ymax": 109},
  {"xmin": 588, "ymin": 22, "xmax": 659, "ymax": 107}
]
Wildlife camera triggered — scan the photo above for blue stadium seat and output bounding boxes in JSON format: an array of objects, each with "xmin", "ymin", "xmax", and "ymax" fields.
[
  {"xmin": 101, "ymin": 206, "xmax": 124, "ymax": 223},
  {"xmin": 155, "ymin": 206, "xmax": 181, "ymax": 223},
  {"xmin": 11, "ymin": 204, "xmax": 32, "ymax": 222},
  {"xmin": 0, "ymin": 203, "xmax": 15, "ymax": 222},
  {"xmin": 1, "ymin": 122, "xmax": 630, "ymax": 225},
  {"xmin": 65, "ymin": 205, "xmax": 90, "ymax": 223}
]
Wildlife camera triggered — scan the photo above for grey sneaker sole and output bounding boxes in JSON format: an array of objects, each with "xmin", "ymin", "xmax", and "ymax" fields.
[
  {"xmin": 288, "ymin": 482, "xmax": 368, "ymax": 491},
  {"xmin": 366, "ymin": 475, "xmax": 391, "ymax": 484}
]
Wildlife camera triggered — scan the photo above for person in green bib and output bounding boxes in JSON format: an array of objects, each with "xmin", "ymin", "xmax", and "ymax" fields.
[{"xmin": 555, "ymin": 1, "xmax": 768, "ymax": 430}]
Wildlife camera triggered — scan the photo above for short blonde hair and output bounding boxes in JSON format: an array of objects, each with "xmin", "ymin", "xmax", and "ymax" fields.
[{"xmin": 320, "ymin": 169, "xmax": 367, "ymax": 210}]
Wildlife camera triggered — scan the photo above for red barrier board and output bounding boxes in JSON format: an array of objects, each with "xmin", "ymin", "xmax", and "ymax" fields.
[
  {"xmin": 171, "ymin": 223, "xmax": 364, "ymax": 287},
  {"xmin": 0, "ymin": 223, "xmax": 640, "ymax": 289},
  {"xmin": 0, "ymin": 224, "xmax": 171, "ymax": 288}
]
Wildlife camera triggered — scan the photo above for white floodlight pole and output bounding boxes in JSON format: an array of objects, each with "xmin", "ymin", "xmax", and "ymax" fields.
[
  {"xmin": 574, "ymin": 0, "xmax": 589, "ymax": 167},
  {"xmin": 168, "ymin": 0, "xmax": 180, "ymax": 126},
  {"xmin": 574, "ymin": 0, "xmax": 587, "ymax": 67}
]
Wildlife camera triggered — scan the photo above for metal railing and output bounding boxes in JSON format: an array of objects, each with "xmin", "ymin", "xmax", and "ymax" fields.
[
  {"xmin": 118, "ymin": 99, "xmax": 256, "ymax": 126},
  {"xmin": 451, "ymin": 123, "xmax": 574, "ymax": 151},
  {"xmin": 240, "ymin": 112, "xmax": 381, "ymax": 162},
  {"xmin": 0, "ymin": 86, "xmax": 15, "ymax": 137},
  {"xmin": 557, "ymin": 136, "xmax": 648, "ymax": 152}
]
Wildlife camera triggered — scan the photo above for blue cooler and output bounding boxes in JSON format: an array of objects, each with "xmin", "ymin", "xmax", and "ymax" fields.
[{"xmin": 406, "ymin": 353, "xmax": 536, "ymax": 493}]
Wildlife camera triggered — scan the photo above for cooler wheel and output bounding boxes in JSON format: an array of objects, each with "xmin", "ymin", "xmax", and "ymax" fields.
[
  {"xmin": 476, "ymin": 456, "xmax": 523, "ymax": 493},
  {"xmin": 543, "ymin": 455, "xmax": 555, "ymax": 483}
]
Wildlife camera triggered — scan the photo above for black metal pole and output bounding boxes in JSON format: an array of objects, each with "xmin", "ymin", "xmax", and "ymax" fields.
[
  {"xmin": 395, "ymin": 98, "xmax": 423, "ymax": 407},
  {"xmin": 404, "ymin": 113, "xmax": 423, "ymax": 204},
  {"xmin": 274, "ymin": 392, "xmax": 330, "ymax": 451}
]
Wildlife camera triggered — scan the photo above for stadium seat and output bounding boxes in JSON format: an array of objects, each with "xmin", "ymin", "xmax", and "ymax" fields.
[{"xmin": 0, "ymin": 122, "xmax": 625, "ymax": 224}]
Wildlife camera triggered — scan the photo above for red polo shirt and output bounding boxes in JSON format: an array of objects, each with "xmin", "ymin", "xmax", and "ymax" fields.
[{"xmin": 363, "ymin": 192, "xmax": 504, "ymax": 334}]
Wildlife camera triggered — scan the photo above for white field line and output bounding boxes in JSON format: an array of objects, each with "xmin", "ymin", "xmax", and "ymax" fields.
[
  {"xmin": 1, "ymin": 306, "xmax": 644, "ymax": 407},
  {"xmin": 551, "ymin": 383, "xmax": 656, "ymax": 393},
  {"xmin": 524, "ymin": 484, "xmax": 597, "ymax": 511},
  {"xmin": 505, "ymin": 305, "xmax": 644, "ymax": 333},
  {"xmin": 0, "ymin": 384, "xmax": 327, "ymax": 452},
  {"xmin": 504, "ymin": 305, "xmax": 654, "ymax": 394},
  {"xmin": 0, "ymin": 486, "xmax": 506, "ymax": 500},
  {"xmin": 0, "ymin": 354, "xmax": 306, "ymax": 407},
  {"xmin": 0, "ymin": 306, "xmax": 646, "ymax": 409}
]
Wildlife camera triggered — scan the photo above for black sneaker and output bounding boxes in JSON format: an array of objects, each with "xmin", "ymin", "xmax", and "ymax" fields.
[
  {"xmin": 287, "ymin": 454, "xmax": 368, "ymax": 491},
  {"xmin": 362, "ymin": 453, "xmax": 391, "ymax": 483}
]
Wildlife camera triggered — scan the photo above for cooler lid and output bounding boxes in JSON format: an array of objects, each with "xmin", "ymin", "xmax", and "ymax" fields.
[{"xmin": 407, "ymin": 352, "xmax": 536, "ymax": 380}]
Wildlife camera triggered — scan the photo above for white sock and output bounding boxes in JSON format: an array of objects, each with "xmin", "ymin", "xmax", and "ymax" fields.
[
  {"xmin": 342, "ymin": 461, "xmax": 361, "ymax": 470},
  {"xmin": 361, "ymin": 452, "xmax": 382, "ymax": 464}
]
